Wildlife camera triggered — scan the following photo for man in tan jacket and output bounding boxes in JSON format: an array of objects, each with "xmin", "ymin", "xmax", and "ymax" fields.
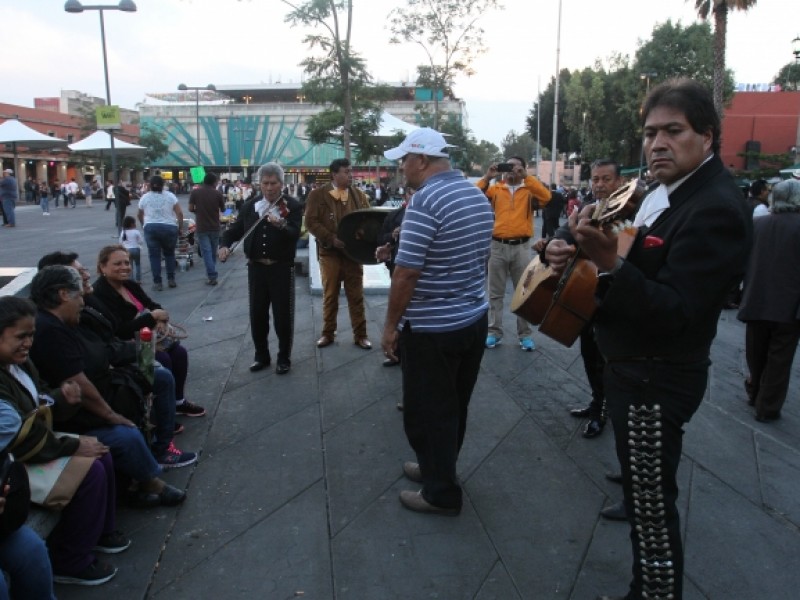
[{"xmin": 305, "ymin": 158, "xmax": 372, "ymax": 349}]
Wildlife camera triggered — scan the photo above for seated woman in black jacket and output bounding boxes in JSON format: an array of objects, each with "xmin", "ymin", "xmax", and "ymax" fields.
[{"xmin": 92, "ymin": 245, "xmax": 205, "ymax": 419}]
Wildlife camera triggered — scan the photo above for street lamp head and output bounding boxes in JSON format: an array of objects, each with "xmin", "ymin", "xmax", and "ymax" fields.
[
  {"xmin": 206, "ymin": 84, "xmax": 216, "ymax": 91},
  {"xmin": 64, "ymin": 0, "xmax": 84, "ymax": 12},
  {"xmin": 793, "ymin": 35, "xmax": 800, "ymax": 62},
  {"xmin": 178, "ymin": 84, "xmax": 188, "ymax": 91},
  {"xmin": 64, "ymin": 0, "xmax": 137, "ymax": 11}
]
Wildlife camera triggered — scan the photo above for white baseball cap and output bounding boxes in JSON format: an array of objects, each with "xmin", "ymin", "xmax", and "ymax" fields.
[
  {"xmin": 384, "ymin": 127, "xmax": 455, "ymax": 161},
  {"xmin": 3, "ymin": 168, "xmax": 13, "ymax": 174}
]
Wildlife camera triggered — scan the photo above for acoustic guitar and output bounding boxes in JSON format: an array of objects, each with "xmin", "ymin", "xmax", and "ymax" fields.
[{"xmin": 511, "ymin": 179, "xmax": 644, "ymax": 347}]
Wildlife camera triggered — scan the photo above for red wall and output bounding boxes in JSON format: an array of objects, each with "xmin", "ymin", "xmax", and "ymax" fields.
[{"xmin": 721, "ymin": 92, "xmax": 800, "ymax": 170}]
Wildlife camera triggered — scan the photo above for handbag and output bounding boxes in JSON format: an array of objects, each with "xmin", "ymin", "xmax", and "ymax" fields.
[
  {"xmin": 24, "ymin": 445, "xmax": 95, "ymax": 510},
  {"xmin": 156, "ymin": 323, "xmax": 188, "ymax": 352},
  {"xmin": 12, "ymin": 408, "xmax": 95, "ymax": 511}
]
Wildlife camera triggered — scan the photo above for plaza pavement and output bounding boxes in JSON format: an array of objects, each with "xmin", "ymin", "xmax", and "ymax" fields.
[{"xmin": 1, "ymin": 199, "xmax": 799, "ymax": 599}]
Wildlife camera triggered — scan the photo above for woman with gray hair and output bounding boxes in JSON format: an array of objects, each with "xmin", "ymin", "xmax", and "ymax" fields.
[
  {"xmin": 27, "ymin": 266, "xmax": 188, "ymax": 510},
  {"xmin": 738, "ymin": 179, "xmax": 800, "ymax": 421},
  {"xmin": 218, "ymin": 163, "xmax": 302, "ymax": 374}
]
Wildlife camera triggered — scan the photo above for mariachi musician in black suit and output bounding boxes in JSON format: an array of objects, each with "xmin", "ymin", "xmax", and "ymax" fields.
[
  {"xmin": 555, "ymin": 79, "xmax": 752, "ymax": 600},
  {"xmin": 219, "ymin": 163, "xmax": 302, "ymax": 375}
]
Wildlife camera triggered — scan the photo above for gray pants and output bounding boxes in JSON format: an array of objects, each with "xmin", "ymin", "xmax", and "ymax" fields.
[{"xmin": 486, "ymin": 240, "xmax": 532, "ymax": 339}]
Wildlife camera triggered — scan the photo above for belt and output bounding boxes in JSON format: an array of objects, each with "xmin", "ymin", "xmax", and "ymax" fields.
[
  {"xmin": 492, "ymin": 236, "xmax": 530, "ymax": 245},
  {"xmin": 250, "ymin": 258, "xmax": 279, "ymax": 266}
]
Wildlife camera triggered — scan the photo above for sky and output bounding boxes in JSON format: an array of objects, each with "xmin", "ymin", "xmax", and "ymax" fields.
[{"xmin": 1, "ymin": 0, "xmax": 796, "ymax": 148}]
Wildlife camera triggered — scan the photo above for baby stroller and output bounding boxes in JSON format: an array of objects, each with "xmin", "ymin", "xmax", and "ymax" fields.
[{"xmin": 175, "ymin": 218, "xmax": 196, "ymax": 271}]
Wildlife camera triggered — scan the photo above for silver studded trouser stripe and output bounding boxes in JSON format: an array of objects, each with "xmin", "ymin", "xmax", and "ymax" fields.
[{"xmin": 605, "ymin": 358, "xmax": 709, "ymax": 600}]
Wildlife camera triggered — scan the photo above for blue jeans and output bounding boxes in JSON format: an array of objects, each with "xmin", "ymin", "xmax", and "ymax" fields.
[
  {"xmin": 128, "ymin": 246, "xmax": 141, "ymax": 282},
  {"xmin": 151, "ymin": 366, "xmax": 176, "ymax": 457},
  {"xmin": 1, "ymin": 199, "xmax": 15, "ymax": 226},
  {"xmin": 85, "ymin": 424, "xmax": 161, "ymax": 482},
  {"xmin": 0, "ymin": 525, "xmax": 56, "ymax": 599},
  {"xmin": 197, "ymin": 230, "xmax": 220, "ymax": 280},
  {"xmin": 144, "ymin": 223, "xmax": 178, "ymax": 284},
  {"xmin": 40, "ymin": 196, "xmax": 49, "ymax": 213}
]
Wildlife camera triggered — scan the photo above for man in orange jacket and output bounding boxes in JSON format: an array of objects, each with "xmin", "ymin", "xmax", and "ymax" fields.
[{"xmin": 477, "ymin": 157, "xmax": 550, "ymax": 351}]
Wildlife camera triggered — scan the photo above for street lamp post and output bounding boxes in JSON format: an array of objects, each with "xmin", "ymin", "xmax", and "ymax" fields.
[
  {"xmin": 178, "ymin": 83, "xmax": 216, "ymax": 167},
  {"xmin": 638, "ymin": 71, "xmax": 657, "ymax": 179},
  {"xmin": 64, "ymin": 0, "xmax": 136, "ymax": 191}
]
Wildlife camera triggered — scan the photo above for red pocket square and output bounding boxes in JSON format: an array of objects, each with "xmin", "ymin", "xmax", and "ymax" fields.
[{"xmin": 643, "ymin": 235, "xmax": 664, "ymax": 248}]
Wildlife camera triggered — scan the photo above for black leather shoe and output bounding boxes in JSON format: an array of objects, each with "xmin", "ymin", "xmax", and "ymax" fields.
[
  {"xmin": 582, "ymin": 418, "xmax": 605, "ymax": 438},
  {"xmin": 249, "ymin": 358, "xmax": 271, "ymax": 372},
  {"xmin": 600, "ymin": 500, "xmax": 628, "ymax": 521},
  {"xmin": 131, "ymin": 483, "xmax": 186, "ymax": 508},
  {"xmin": 276, "ymin": 361, "xmax": 290, "ymax": 375},
  {"xmin": 755, "ymin": 412, "xmax": 781, "ymax": 422},
  {"xmin": 569, "ymin": 405, "xmax": 593, "ymax": 418},
  {"xmin": 596, "ymin": 595, "xmax": 629, "ymax": 600},
  {"xmin": 383, "ymin": 358, "xmax": 400, "ymax": 367},
  {"xmin": 605, "ymin": 472, "xmax": 623, "ymax": 484}
]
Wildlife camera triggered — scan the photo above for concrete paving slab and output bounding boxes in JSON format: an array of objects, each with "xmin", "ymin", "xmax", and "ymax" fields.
[
  {"xmin": 754, "ymin": 433, "xmax": 800, "ymax": 527},
  {"xmin": 331, "ymin": 484, "xmax": 497, "ymax": 600},
  {"xmin": 151, "ymin": 482, "xmax": 333, "ymax": 599},
  {"xmin": 684, "ymin": 467, "xmax": 800, "ymax": 600},
  {"xmin": 324, "ymin": 399, "xmax": 410, "ymax": 535},
  {"xmin": 152, "ymin": 405, "xmax": 324, "ymax": 586},
  {"xmin": 473, "ymin": 561, "xmax": 524, "ymax": 600},
  {"xmin": 467, "ymin": 419, "xmax": 607, "ymax": 599}
]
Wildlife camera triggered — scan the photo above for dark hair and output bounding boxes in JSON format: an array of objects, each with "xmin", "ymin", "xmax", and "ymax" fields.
[
  {"xmin": 330, "ymin": 158, "xmax": 351, "ymax": 174},
  {"xmin": 642, "ymin": 78, "xmax": 720, "ymax": 154},
  {"xmin": 0, "ymin": 296, "xmax": 36, "ymax": 335},
  {"xmin": 37, "ymin": 251, "xmax": 78, "ymax": 270},
  {"xmin": 96, "ymin": 244, "xmax": 128, "ymax": 274},
  {"xmin": 122, "ymin": 216, "xmax": 136, "ymax": 241},
  {"xmin": 30, "ymin": 266, "xmax": 82, "ymax": 310},
  {"xmin": 203, "ymin": 173, "xmax": 218, "ymax": 185},
  {"xmin": 590, "ymin": 158, "xmax": 621, "ymax": 177},
  {"xmin": 507, "ymin": 156, "xmax": 527, "ymax": 169},
  {"xmin": 149, "ymin": 175, "xmax": 165, "ymax": 192},
  {"xmin": 749, "ymin": 179, "xmax": 769, "ymax": 197}
]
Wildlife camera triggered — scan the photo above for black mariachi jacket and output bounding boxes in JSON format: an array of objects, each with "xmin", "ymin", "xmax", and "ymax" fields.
[
  {"xmin": 595, "ymin": 155, "xmax": 752, "ymax": 360},
  {"xmin": 221, "ymin": 194, "xmax": 302, "ymax": 263}
]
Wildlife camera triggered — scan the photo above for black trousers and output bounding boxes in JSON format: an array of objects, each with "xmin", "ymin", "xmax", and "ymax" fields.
[
  {"xmin": 605, "ymin": 357, "xmax": 709, "ymax": 600},
  {"xmin": 745, "ymin": 319, "xmax": 800, "ymax": 418},
  {"xmin": 580, "ymin": 326, "xmax": 606, "ymax": 417},
  {"xmin": 247, "ymin": 261, "xmax": 295, "ymax": 364},
  {"xmin": 400, "ymin": 312, "xmax": 488, "ymax": 509}
]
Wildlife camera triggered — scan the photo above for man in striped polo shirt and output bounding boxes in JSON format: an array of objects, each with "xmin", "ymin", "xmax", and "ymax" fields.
[{"xmin": 381, "ymin": 128, "xmax": 494, "ymax": 516}]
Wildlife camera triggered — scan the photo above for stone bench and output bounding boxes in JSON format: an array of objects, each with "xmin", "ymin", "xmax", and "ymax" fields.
[{"xmin": 0, "ymin": 268, "xmax": 36, "ymax": 298}]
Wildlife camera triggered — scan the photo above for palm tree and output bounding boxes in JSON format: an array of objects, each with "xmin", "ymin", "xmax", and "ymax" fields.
[{"xmin": 692, "ymin": 0, "xmax": 758, "ymax": 116}]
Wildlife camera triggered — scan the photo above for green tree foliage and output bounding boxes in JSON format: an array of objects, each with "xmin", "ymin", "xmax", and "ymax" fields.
[
  {"xmin": 137, "ymin": 125, "xmax": 169, "ymax": 168},
  {"xmin": 388, "ymin": 0, "xmax": 500, "ymax": 129},
  {"xmin": 692, "ymin": 0, "xmax": 758, "ymax": 115},
  {"xmin": 282, "ymin": 0, "xmax": 387, "ymax": 161},
  {"xmin": 500, "ymin": 131, "xmax": 537, "ymax": 164},
  {"xmin": 526, "ymin": 20, "xmax": 729, "ymax": 168},
  {"xmin": 774, "ymin": 62, "xmax": 800, "ymax": 91}
]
